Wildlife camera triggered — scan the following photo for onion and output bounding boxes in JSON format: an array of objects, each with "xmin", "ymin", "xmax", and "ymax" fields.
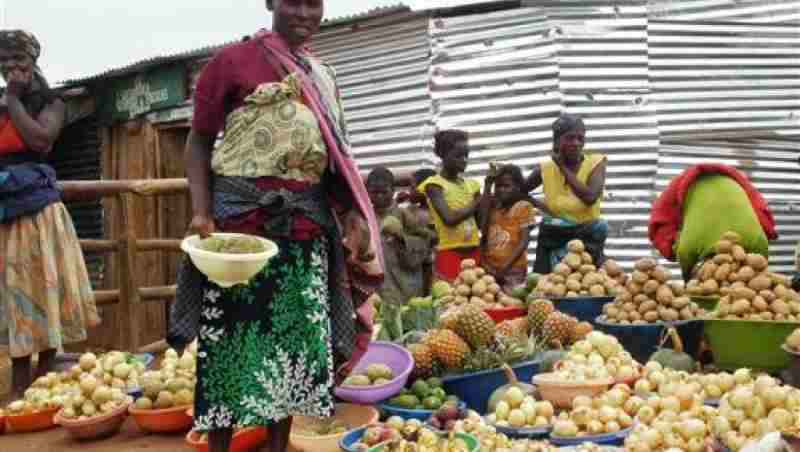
[
  {"xmin": 718, "ymin": 372, "xmax": 735, "ymax": 392},
  {"xmin": 572, "ymin": 395, "xmax": 592, "ymax": 409},
  {"xmin": 729, "ymin": 387, "xmax": 753, "ymax": 409},
  {"xmin": 660, "ymin": 396, "xmax": 680, "ymax": 413},
  {"xmin": 711, "ymin": 416, "xmax": 731, "ymax": 436},
  {"xmin": 739, "ymin": 419, "xmax": 756, "ymax": 437},
  {"xmin": 641, "ymin": 428, "xmax": 662, "ymax": 448},
  {"xmin": 599, "ymin": 406, "xmax": 617, "ymax": 423},
  {"xmin": 687, "ymin": 437, "xmax": 705, "ymax": 452},
  {"xmin": 625, "ymin": 396, "xmax": 645, "ymax": 416},
  {"xmin": 727, "ymin": 408, "xmax": 746, "ymax": 428},
  {"xmin": 680, "ymin": 419, "xmax": 706, "ymax": 439},
  {"xmin": 733, "ymin": 368, "xmax": 752, "ymax": 385},
  {"xmin": 637, "ymin": 405, "xmax": 657, "ymax": 424},
  {"xmin": 757, "ymin": 418, "xmax": 776, "ymax": 438},
  {"xmin": 764, "ymin": 386, "xmax": 787, "ymax": 409},
  {"xmin": 605, "ymin": 388, "xmax": 626, "ymax": 407},
  {"xmin": 754, "ymin": 375, "xmax": 777, "ymax": 397},
  {"xmin": 768, "ymin": 407, "xmax": 794, "ymax": 430}
]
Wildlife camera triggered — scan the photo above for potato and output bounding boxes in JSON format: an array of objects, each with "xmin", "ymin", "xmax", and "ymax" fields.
[
  {"xmin": 643, "ymin": 280, "xmax": 660, "ymax": 296},
  {"xmin": 604, "ymin": 279, "xmax": 619, "ymax": 293},
  {"xmin": 732, "ymin": 245, "xmax": 747, "ymax": 262},
  {"xmin": 775, "ymin": 284, "xmax": 788, "ymax": 300},
  {"xmin": 566, "ymin": 279, "xmax": 582, "ymax": 293},
  {"xmin": 771, "ymin": 299, "xmax": 791, "ymax": 315},
  {"xmin": 488, "ymin": 283, "xmax": 501, "ymax": 295},
  {"xmin": 461, "ymin": 270, "xmax": 478, "ymax": 285},
  {"xmin": 617, "ymin": 291, "xmax": 633, "ymax": 304},
  {"xmin": 720, "ymin": 287, "xmax": 732, "ymax": 297},
  {"xmin": 748, "ymin": 275, "xmax": 772, "ymax": 292},
  {"xmin": 551, "ymin": 274, "xmax": 566, "ymax": 285},
  {"xmin": 732, "ymin": 287, "xmax": 756, "ymax": 301},
  {"xmin": 661, "ymin": 308, "xmax": 680, "ymax": 322},
  {"xmin": 731, "ymin": 299, "xmax": 751, "ymax": 315},
  {"xmin": 714, "ymin": 263, "xmax": 732, "ymax": 282},
  {"xmin": 617, "ymin": 311, "xmax": 630, "ymax": 322},
  {"xmin": 722, "ymin": 231, "xmax": 742, "ymax": 243},
  {"xmin": 700, "ymin": 262, "xmax": 718, "ymax": 281},
  {"xmin": 635, "ymin": 258, "xmax": 657, "ymax": 272},
  {"xmin": 626, "ymin": 281, "xmax": 643, "ymax": 296},
  {"xmin": 713, "ymin": 254, "xmax": 734, "ymax": 265},
  {"xmin": 702, "ymin": 279, "xmax": 719, "ymax": 295},
  {"xmin": 715, "ymin": 239, "xmax": 733, "ymax": 254},
  {"xmin": 580, "ymin": 264, "xmax": 597, "ymax": 275},
  {"xmin": 632, "ymin": 294, "xmax": 648, "ymax": 305},
  {"xmin": 604, "ymin": 259, "xmax": 622, "ymax": 277},
  {"xmin": 590, "ymin": 285, "xmax": 606, "ymax": 297},
  {"xmin": 554, "ymin": 263, "xmax": 572, "ymax": 276},
  {"xmin": 686, "ymin": 280, "xmax": 702, "ymax": 296},
  {"xmin": 456, "ymin": 285, "xmax": 472, "ymax": 297},
  {"xmin": 656, "ymin": 286, "xmax": 674, "ymax": 305},
  {"xmin": 738, "ymin": 266, "xmax": 756, "ymax": 282},
  {"xmin": 565, "ymin": 253, "xmax": 583, "ymax": 270},
  {"xmin": 652, "ymin": 267, "xmax": 670, "ymax": 284},
  {"xmin": 552, "ymin": 284, "xmax": 568, "ymax": 297},
  {"xmin": 679, "ymin": 308, "xmax": 694, "ymax": 320},
  {"xmin": 629, "ymin": 311, "xmax": 643, "ymax": 322},
  {"xmin": 623, "ymin": 302, "xmax": 637, "ymax": 313},
  {"xmin": 760, "ymin": 311, "xmax": 774, "ymax": 321},
  {"xmin": 567, "ymin": 272, "xmax": 583, "ymax": 282},
  {"xmin": 788, "ymin": 290, "xmax": 800, "ymax": 303},
  {"xmin": 790, "ymin": 301, "xmax": 800, "ymax": 315},
  {"xmin": 581, "ymin": 252, "xmax": 593, "ymax": 265},
  {"xmin": 567, "ymin": 291, "xmax": 579, "ymax": 298},
  {"xmin": 771, "ymin": 273, "xmax": 792, "ymax": 288},
  {"xmin": 731, "ymin": 281, "xmax": 746, "ymax": 290},
  {"xmin": 632, "ymin": 271, "xmax": 649, "ymax": 285},
  {"xmin": 752, "ymin": 296, "xmax": 768, "ymax": 312},
  {"xmin": 644, "ymin": 311, "xmax": 660, "ymax": 323},
  {"xmin": 671, "ymin": 297, "xmax": 690, "ymax": 310},
  {"xmin": 474, "ymin": 267, "xmax": 486, "ymax": 277},
  {"xmin": 461, "ymin": 259, "xmax": 477, "ymax": 270},
  {"xmin": 668, "ymin": 281, "xmax": 685, "ymax": 297},
  {"xmin": 746, "ymin": 254, "xmax": 768, "ymax": 271},
  {"xmin": 568, "ymin": 240, "xmax": 586, "ymax": 253},
  {"xmin": 455, "ymin": 295, "xmax": 469, "ymax": 305},
  {"xmin": 639, "ymin": 299, "xmax": 658, "ymax": 314},
  {"xmin": 606, "ymin": 306, "xmax": 620, "ymax": 318}
]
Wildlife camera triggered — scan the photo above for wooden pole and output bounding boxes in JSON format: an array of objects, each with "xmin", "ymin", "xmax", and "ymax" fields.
[
  {"xmin": 61, "ymin": 179, "xmax": 189, "ymax": 201},
  {"xmin": 116, "ymin": 193, "xmax": 141, "ymax": 352},
  {"xmin": 136, "ymin": 239, "xmax": 182, "ymax": 252}
]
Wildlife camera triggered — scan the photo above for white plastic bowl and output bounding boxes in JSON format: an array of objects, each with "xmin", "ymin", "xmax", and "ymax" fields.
[{"xmin": 181, "ymin": 233, "xmax": 279, "ymax": 288}]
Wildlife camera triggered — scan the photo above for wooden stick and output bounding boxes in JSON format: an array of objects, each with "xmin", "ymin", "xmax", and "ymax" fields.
[
  {"xmin": 117, "ymin": 193, "xmax": 142, "ymax": 352},
  {"xmin": 136, "ymin": 239, "xmax": 183, "ymax": 252},
  {"xmin": 139, "ymin": 285, "xmax": 177, "ymax": 301},
  {"xmin": 138, "ymin": 339, "xmax": 169, "ymax": 354},
  {"xmin": 93, "ymin": 290, "xmax": 120, "ymax": 306},
  {"xmin": 80, "ymin": 239, "xmax": 118, "ymax": 253},
  {"xmin": 60, "ymin": 179, "xmax": 189, "ymax": 200}
]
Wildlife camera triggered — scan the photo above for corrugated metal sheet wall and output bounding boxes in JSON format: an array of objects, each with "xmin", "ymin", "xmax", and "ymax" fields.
[
  {"xmin": 648, "ymin": 0, "xmax": 800, "ymax": 23},
  {"xmin": 311, "ymin": 13, "xmax": 434, "ymax": 174},
  {"xmin": 429, "ymin": 2, "xmax": 661, "ymax": 270},
  {"xmin": 648, "ymin": 20, "xmax": 800, "ymax": 138}
]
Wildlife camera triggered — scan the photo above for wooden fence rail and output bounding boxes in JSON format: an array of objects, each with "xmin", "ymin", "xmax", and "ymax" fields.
[{"xmin": 60, "ymin": 170, "xmax": 414, "ymax": 353}]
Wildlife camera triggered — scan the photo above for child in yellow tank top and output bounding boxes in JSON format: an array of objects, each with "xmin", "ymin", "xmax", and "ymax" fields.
[{"xmin": 420, "ymin": 130, "xmax": 483, "ymax": 282}]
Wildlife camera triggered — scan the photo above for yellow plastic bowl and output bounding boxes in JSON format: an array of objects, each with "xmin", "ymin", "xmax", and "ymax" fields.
[
  {"xmin": 290, "ymin": 403, "xmax": 380, "ymax": 452},
  {"xmin": 181, "ymin": 233, "xmax": 279, "ymax": 288}
]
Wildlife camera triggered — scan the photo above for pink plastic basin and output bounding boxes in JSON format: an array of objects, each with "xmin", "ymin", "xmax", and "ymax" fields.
[{"xmin": 334, "ymin": 341, "xmax": 413, "ymax": 404}]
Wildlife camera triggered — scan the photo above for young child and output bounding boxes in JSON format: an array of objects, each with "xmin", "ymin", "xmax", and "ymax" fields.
[
  {"xmin": 366, "ymin": 167, "xmax": 430, "ymax": 340},
  {"xmin": 397, "ymin": 168, "xmax": 438, "ymax": 294},
  {"xmin": 419, "ymin": 130, "xmax": 483, "ymax": 283},
  {"xmin": 481, "ymin": 164, "xmax": 537, "ymax": 293}
]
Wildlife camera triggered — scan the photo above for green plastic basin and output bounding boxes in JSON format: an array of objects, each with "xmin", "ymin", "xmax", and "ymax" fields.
[{"xmin": 704, "ymin": 319, "xmax": 798, "ymax": 371}]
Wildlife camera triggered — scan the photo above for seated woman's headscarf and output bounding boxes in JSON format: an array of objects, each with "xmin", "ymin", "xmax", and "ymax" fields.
[{"xmin": 551, "ymin": 113, "xmax": 584, "ymax": 153}]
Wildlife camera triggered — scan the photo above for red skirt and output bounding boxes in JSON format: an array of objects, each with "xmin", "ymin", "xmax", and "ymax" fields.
[{"xmin": 434, "ymin": 248, "xmax": 480, "ymax": 282}]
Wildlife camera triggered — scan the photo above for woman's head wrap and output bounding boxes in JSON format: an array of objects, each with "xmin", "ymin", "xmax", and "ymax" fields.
[
  {"xmin": 552, "ymin": 113, "xmax": 585, "ymax": 152},
  {"xmin": 0, "ymin": 30, "xmax": 41, "ymax": 63}
]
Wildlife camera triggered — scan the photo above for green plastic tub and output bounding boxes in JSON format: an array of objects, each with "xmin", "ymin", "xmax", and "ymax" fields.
[{"xmin": 704, "ymin": 319, "xmax": 798, "ymax": 371}]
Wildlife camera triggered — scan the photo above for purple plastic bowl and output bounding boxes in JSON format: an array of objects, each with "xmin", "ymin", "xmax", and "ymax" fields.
[{"xmin": 334, "ymin": 341, "xmax": 413, "ymax": 404}]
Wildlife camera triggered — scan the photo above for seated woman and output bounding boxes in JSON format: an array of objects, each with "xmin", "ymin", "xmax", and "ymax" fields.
[
  {"xmin": 649, "ymin": 163, "xmax": 777, "ymax": 281},
  {"xmin": 525, "ymin": 113, "xmax": 608, "ymax": 274}
]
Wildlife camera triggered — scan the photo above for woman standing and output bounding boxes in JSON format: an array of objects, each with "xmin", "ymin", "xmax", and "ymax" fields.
[
  {"xmin": 525, "ymin": 114, "xmax": 608, "ymax": 274},
  {"xmin": 183, "ymin": 1, "xmax": 383, "ymax": 451},
  {"xmin": 0, "ymin": 30, "xmax": 99, "ymax": 400}
]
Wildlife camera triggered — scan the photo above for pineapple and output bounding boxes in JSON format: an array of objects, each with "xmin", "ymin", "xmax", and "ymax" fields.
[
  {"xmin": 438, "ymin": 307, "xmax": 462, "ymax": 331},
  {"xmin": 496, "ymin": 318, "xmax": 530, "ymax": 338},
  {"xmin": 407, "ymin": 343, "xmax": 434, "ymax": 378},
  {"xmin": 454, "ymin": 305, "xmax": 496, "ymax": 348},
  {"xmin": 527, "ymin": 299, "xmax": 555, "ymax": 332},
  {"xmin": 427, "ymin": 329, "xmax": 470, "ymax": 369},
  {"xmin": 571, "ymin": 321, "xmax": 593, "ymax": 343},
  {"xmin": 541, "ymin": 311, "xmax": 572, "ymax": 346},
  {"xmin": 562, "ymin": 314, "xmax": 578, "ymax": 345}
]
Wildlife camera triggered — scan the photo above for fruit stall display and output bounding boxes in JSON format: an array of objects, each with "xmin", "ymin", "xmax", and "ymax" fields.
[
  {"xmin": 533, "ymin": 241, "xmax": 622, "ymax": 299},
  {"xmin": 446, "ymin": 259, "xmax": 525, "ymax": 310},
  {"xmin": 132, "ymin": 345, "xmax": 198, "ymax": 412}
]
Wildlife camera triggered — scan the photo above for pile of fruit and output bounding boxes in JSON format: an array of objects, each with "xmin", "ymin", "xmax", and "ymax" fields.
[
  {"xmin": 600, "ymin": 258, "xmax": 706, "ymax": 324},
  {"xmin": 385, "ymin": 377, "xmax": 459, "ymax": 411},
  {"xmin": 58, "ymin": 376, "xmax": 132, "ymax": 420},
  {"xmin": 711, "ymin": 375, "xmax": 800, "ymax": 451},
  {"xmin": 527, "ymin": 299, "xmax": 593, "ymax": 347},
  {"xmin": 686, "ymin": 231, "xmax": 800, "ymax": 321},
  {"xmin": 406, "ymin": 301, "xmax": 542, "ymax": 375},
  {"xmin": 351, "ymin": 418, "xmax": 465, "ymax": 451},
  {"xmin": 624, "ymin": 414, "xmax": 711, "ymax": 451},
  {"xmin": 497, "ymin": 440, "xmax": 558, "ymax": 452},
  {"xmin": 556, "ymin": 331, "xmax": 639, "ymax": 382},
  {"xmin": 450, "ymin": 417, "xmax": 513, "ymax": 450},
  {"xmin": 552, "ymin": 389, "xmax": 635, "ymax": 438},
  {"xmin": 75, "ymin": 351, "xmax": 147, "ymax": 392},
  {"xmin": 3, "ymin": 389, "xmax": 62, "ymax": 417},
  {"xmin": 634, "ymin": 361, "xmax": 751, "ymax": 403},
  {"xmin": 451, "ymin": 259, "xmax": 524, "ymax": 309},
  {"xmin": 343, "ymin": 363, "xmax": 395, "ymax": 387},
  {"xmin": 133, "ymin": 346, "xmax": 197, "ymax": 410},
  {"xmin": 294, "ymin": 418, "xmax": 350, "ymax": 436},
  {"xmin": 197, "ymin": 235, "xmax": 266, "ymax": 253},
  {"xmin": 426, "ymin": 404, "xmax": 474, "ymax": 431},
  {"xmin": 485, "ymin": 388, "xmax": 556, "ymax": 430},
  {"xmin": 534, "ymin": 240, "xmax": 620, "ymax": 298}
]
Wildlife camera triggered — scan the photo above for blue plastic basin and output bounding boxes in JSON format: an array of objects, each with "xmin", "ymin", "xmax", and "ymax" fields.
[
  {"xmin": 551, "ymin": 297, "xmax": 614, "ymax": 324},
  {"xmin": 377, "ymin": 402, "xmax": 466, "ymax": 421},
  {"xmin": 550, "ymin": 425, "xmax": 634, "ymax": 447},
  {"xmin": 339, "ymin": 427, "xmax": 368, "ymax": 452},
  {"xmin": 441, "ymin": 359, "xmax": 541, "ymax": 414},
  {"xmin": 594, "ymin": 318, "xmax": 703, "ymax": 364}
]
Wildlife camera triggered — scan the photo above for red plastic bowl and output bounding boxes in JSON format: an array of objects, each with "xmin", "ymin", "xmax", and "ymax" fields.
[
  {"xmin": 484, "ymin": 307, "xmax": 526, "ymax": 324},
  {"xmin": 186, "ymin": 427, "xmax": 268, "ymax": 452},
  {"xmin": 0, "ymin": 414, "xmax": 6, "ymax": 434}
]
